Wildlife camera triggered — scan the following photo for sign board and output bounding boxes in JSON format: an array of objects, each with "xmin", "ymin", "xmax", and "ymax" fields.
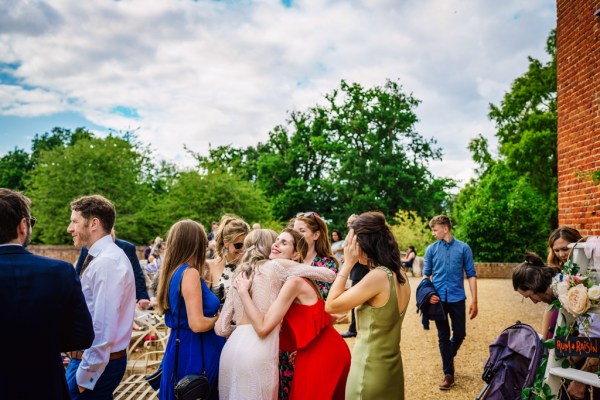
[{"xmin": 555, "ymin": 336, "xmax": 600, "ymax": 358}]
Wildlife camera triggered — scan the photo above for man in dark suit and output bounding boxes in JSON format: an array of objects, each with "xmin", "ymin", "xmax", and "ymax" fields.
[
  {"xmin": 75, "ymin": 228, "xmax": 150, "ymax": 308},
  {"xmin": 0, "ymin": 189, "xmax": 94, "ymax": 400}
]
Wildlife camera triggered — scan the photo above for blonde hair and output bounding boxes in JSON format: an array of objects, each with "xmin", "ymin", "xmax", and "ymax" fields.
[
  {"xmin": 429, "ymin": 215, "xmax": 452, "ymax": 230},
  {"xmin": 236, "ymin": 229, "xmax": 278, "ymax": 278},
  {"xmin": 156, "ymin": 220, "xmax": 207, "ymax": 313},
  {"xmin": 215, "ymin": 215, "xmax": 250, "ymax": 259}
]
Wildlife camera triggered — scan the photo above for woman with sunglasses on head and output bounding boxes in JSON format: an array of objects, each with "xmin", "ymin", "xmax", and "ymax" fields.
[
  {"xmin": 205, "ymin": 215, "xmax": 250, "ymax": 305},
  {"xmin": 156, "ymin": 220, "xmax": 225, "ymax": 400},
  {"xmin": 325, "ymin": 212, "xmax": 410, "ymax": 400},
  {"xmin": 235, "ymin": 228, "xmax": 350, "ymax": 400},
  {"xmin": 293, "ymin": 212, "xmax": 339, "ymax": 299},
  {"xmin": 216, "ymin": 228, "xmax": 336, "ymax": 400},
  {"xmin": 537, "ymin": 226, "xmax": 584, "ymax": 341}
]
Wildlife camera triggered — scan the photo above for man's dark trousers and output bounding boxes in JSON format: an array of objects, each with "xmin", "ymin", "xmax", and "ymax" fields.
[
  {"xmin": 66, "ymin": 357, "xmax": 126, "ymax": 399},
  {"xmin": 434, "ymin": 300, "xmax": 466, "ymax": 376}
]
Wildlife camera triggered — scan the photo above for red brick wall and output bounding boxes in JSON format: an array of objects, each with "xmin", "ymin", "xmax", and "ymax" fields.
[
  {"xmin": 28, "ymin": 245, "xmax": 146, "ymax": 264},
  {"xmin": 556, "ymin": 0, "xmax": 600, "ymax": 235}
]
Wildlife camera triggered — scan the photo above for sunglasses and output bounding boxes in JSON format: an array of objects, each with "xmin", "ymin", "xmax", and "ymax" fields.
[
  {"xmin": 296, "ymin": 211, "xmax": 322, "ymax": 219},
  {"xmin": 26, "ymin": 216, "xmax": 36, "ymax": 228},
  {"xmin": 232, "ymin": 242, "xmax": 244, "ymax": 250}
]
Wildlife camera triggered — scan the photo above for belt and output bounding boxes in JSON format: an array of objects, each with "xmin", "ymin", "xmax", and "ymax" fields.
[{"xmin": 67, "ymin": 349, "xmax": 127, "ymax": 361}]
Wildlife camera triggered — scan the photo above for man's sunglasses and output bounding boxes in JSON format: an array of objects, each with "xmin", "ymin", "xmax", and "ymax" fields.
[
  {"xmin": 232, "ymin": 242, "xmax": 244, "ymax": 250},
  {"xmin": 26, "ymin": 216, "xmax": 36, "ymax": 228},
  {"xmin": 296, "ymin": 211, "xmax": 322, "ymax": 219}
]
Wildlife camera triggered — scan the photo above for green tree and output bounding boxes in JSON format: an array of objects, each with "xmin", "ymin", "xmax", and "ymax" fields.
[
  {"xmin": 454, "ymin": 163, "xmax": 549, "ymax": 261},
  {"xmin": 195, "ymin": 80, "xmax": 453, "ymax": 226},
  {"xmin": 453, "ymin": 30, "xmax": 557, "ymax": 261},
  {"xmin": 27, "ymin": 134, "xmax": 156, "ymax": 244},
  {"xmin": 0, "ymin": 148, "xmax": 33, "ymax": 190},
  {"xmin": 389, "ymin": 210, "xmax": 434, "ymax": 255},
  {"xmin": 158, "ymin": 170, "xmax": 272, "ymax": 232}
]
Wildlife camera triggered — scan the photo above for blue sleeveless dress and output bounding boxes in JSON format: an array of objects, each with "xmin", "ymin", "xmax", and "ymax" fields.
[{"xmin": 159, "ymin": 265, "xmax": 225, "ymax": 400}]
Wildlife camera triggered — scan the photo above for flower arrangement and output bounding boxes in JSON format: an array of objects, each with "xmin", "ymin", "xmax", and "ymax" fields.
[{"xmin": 551, "ymin": 260, "xmax": 600, "ymax": 336}]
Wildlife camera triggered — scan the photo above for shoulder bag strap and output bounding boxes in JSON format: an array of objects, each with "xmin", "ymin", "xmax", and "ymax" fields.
[{"xmin": 172, "ymin": 266, "xmax": 207, "ymax": 383}]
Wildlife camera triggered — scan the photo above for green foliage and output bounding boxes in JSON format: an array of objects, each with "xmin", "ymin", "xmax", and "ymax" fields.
[
  {"xmin": 0, "ymin": 148, "xmax": 33, "ymax": 190},
  {"xmin": 454, "ymin": 162, "xmax": 550, "ymax": 261},
  {"xmin": 522, "ymin": 356, "xmax": 556, "ymax": 400},
  {"xmin": 453, "ymin": 30, "xmax": 557, "ymax": 261},
  {"xmin": 158, "ymin": 170, "xmax": 272, "ymax": 233},
  {"xmin": 26, "ymin": 133, "xmax": 156, "ymax": 244},
  {"xmin": 194, "ymin": 80, "xmax": 454, "ymax": 226},
  {"xmin": 389, "ymin": 210, "xmax": 434, "ymax": 255}
]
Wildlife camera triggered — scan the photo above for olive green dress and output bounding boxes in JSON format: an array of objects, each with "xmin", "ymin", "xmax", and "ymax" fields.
[{"xmin": 346, "ymin": 266, "xmax": 405, "ymax": 399}]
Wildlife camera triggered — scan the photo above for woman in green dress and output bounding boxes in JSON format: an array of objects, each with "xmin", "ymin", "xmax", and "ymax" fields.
[{"xmin": 325, "ymin": 211, "xmax": 410, "ymax": 399}]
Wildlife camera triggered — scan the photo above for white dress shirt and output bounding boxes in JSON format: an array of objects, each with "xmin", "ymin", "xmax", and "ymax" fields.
[{"xmin": 77, "ymin": 234, "xmax": 135, "ymax": 389}]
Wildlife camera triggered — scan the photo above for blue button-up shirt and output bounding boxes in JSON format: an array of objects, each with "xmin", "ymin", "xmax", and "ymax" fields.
[{"xmin": 423, "ymin": 237, "xmax": 476, "ymax": 303}]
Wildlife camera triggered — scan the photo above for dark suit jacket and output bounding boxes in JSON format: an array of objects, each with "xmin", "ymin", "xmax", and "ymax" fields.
[
  {"xmin": 75, "ymin": 238, "xmax": 149, "ymax": 301},
  {"xmin": 416, "ymin": 277, "xmax": 446, "ymax": 329},
  {"xmin": 0, "ymin": 245, "xmax": 94, "ymax": 400}
]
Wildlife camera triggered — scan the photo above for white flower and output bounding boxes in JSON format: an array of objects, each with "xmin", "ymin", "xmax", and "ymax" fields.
[
  {"xmin": 588, "ymin": 285, "xmax": 600, "ymax": 301},
  {"xmin": 555, "ymin": 281, "xmax": 570, "ymax": 296},
  {"xmin": 560, "ymin": 284, "xmax": 591, "ymax": 316}
]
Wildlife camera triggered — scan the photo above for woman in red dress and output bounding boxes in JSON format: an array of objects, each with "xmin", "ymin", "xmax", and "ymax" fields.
[{"xmin": 235, "ymin": 232, "xmax": 350, "ymax": 400}]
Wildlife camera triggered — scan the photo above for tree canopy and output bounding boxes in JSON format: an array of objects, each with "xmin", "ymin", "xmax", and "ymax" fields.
[
  {"xmin": 453, "ymin": 30, "xmax": 557, "ymax": 262},
  {"xmin": 196, "ymin": 80, "xmax": 453, "ymax": 228}
]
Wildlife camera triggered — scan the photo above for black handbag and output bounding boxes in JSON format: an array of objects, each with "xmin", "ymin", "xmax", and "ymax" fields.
[{"xmin": 173, "ymin": 267, "xmax": 212, "ymax": 400}]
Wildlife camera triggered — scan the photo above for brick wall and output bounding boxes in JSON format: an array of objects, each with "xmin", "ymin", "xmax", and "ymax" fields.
[
  {"xmin": 28, "ymin": 245, "xmax": 146, "ymax": 264},
  {"xmin": 556, "ymin": 0, "xmax": 600, "ymax": 235},
  {"xmin": 30, "ymin": 246, "xmax": 518, "ymax": 278}
]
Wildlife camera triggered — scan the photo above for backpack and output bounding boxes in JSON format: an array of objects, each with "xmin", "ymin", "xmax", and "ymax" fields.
[{"xmin": 477, "ymin": 321, "xmax": 544, "ymax": 400}]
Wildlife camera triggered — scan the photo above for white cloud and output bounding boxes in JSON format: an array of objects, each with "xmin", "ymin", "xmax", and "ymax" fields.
[{"xmin": 0, "ymin": 0, "xmax": 556, "ymax": 179}]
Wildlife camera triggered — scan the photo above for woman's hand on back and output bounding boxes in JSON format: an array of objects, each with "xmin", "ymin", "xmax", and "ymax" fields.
[{"xmin": 234, "ymin": 271, "xmax": 254, "ymax": 294}]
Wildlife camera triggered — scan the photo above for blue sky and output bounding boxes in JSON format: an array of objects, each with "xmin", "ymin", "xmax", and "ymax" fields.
[{"xmin": 0, "ymin": 0, "xmax": 556, "ymax": 184}]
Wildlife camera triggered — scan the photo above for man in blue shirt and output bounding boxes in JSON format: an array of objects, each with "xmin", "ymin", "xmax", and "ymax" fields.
[{"xmin": 423, "ymin": 215, "xmax": 478, "ymax": 390}]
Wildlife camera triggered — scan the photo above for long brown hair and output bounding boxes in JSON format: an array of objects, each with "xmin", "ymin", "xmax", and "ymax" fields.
[
  {"xmin": 281, "ymin": 227, "xmax": 308, "ymax": 263},
  {"xmin": 351, "ymin": 211, "xmax": 405, "ymax": 284},
  {"xmin": 295, "ymin": 213, "xmax": 338, "ymax": 266},
  {"xmin": 547, "ymin": 226, "xmax": 582, "ymax": 268},
  {"xmin": 156, "ymin": 220, "xmax": 207, "ymax": 313}
]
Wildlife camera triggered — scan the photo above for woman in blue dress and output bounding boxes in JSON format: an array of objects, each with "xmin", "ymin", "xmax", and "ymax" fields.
[{"xmin": 156, "ymin": 220, "xmax": 225, "ymax": 400}]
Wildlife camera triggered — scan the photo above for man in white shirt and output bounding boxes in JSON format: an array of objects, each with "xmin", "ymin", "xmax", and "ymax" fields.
[{"xmin": 65, "ymin": 195, "xmax": 135, "ymax": 399}]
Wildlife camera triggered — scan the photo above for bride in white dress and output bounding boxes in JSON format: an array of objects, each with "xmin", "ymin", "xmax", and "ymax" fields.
[{"xmin": 216, "ymin": 228, "xmax": 335, "ymax": 400}]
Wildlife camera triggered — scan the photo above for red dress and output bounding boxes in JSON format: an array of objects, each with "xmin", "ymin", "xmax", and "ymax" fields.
[{"xmin": 279, "ymin": 284, "xmax": 351, "ymax": 400}]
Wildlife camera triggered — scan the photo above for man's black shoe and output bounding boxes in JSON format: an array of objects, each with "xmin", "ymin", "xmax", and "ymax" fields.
[{"xmin": 341, "ymin": 331, "xmax": 357, "ymax": 338}]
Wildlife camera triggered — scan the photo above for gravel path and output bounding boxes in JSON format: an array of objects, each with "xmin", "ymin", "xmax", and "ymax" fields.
[{"xmin": 334, "ymin": 277, "xmax": 547, "ymax": 399}]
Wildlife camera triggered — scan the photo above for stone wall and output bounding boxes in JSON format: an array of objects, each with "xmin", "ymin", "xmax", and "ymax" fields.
[{"xmin": 556, "ymin": 0, "xmax": 600, "ymax": 235}]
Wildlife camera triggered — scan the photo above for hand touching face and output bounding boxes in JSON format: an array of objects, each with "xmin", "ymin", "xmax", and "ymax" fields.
[{"xmin": 343, "ymin": 230, "xmax": 361, "ymax": 266}]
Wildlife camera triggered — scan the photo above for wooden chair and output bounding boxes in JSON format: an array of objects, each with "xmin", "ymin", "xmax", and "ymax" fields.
[{"xmin": 544, "ymin": 240, "xmax": 600, "ymax": 394}]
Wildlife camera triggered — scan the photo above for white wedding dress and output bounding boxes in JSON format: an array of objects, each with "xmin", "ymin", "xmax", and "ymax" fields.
[{"xmin": 216, "ymin": 260, "xmax": 335, "ymax": 400}]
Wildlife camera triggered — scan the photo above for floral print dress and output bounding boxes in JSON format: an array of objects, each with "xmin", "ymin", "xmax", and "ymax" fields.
[{"xmin": 278, "ymin": 256, "xmax": 338, "ymax": 399}]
